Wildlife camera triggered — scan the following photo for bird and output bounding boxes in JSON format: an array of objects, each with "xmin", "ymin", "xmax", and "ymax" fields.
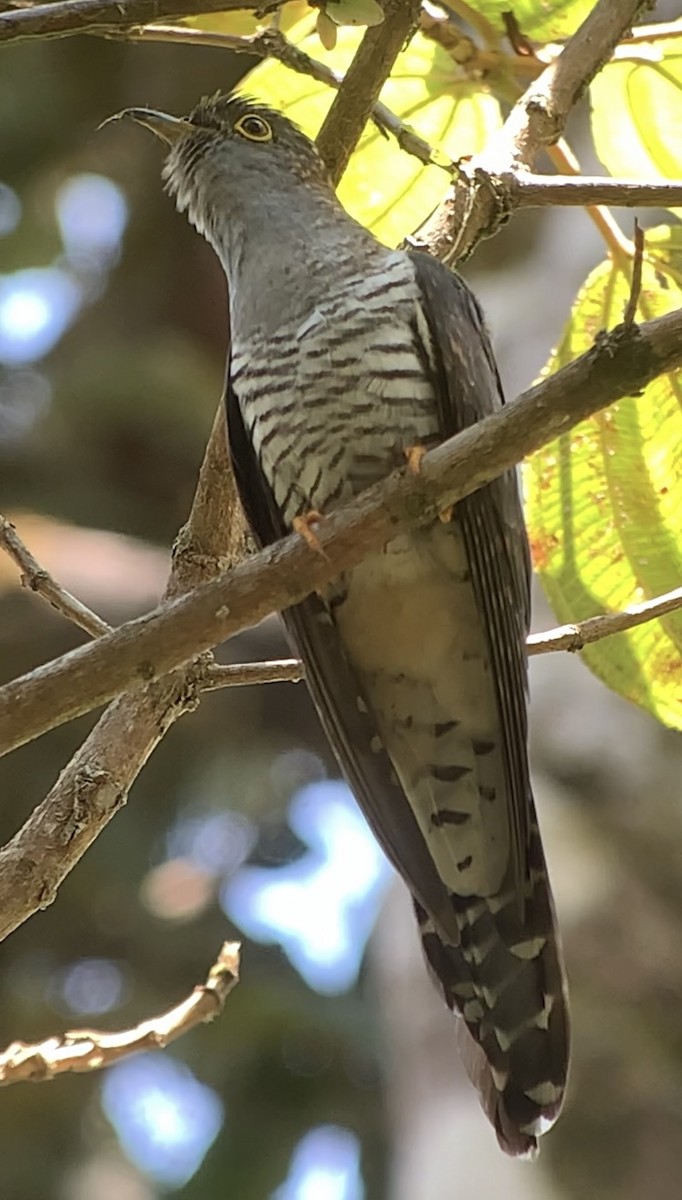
[{"xmin": 118, "ymin": 92, "xmax": 569, "ymax": 1155}]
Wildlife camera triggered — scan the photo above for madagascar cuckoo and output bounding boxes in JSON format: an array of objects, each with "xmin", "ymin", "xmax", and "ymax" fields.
[{"xmin": 120, "ymin": 92, "xmax": 569, "ymax": 1155}]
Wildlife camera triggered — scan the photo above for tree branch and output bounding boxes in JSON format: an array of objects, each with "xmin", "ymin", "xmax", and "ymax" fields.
[
  {"xmin": 414, "ymin": 0, "xmax": 657, "ymax": 263},
  {"xmin": 315, "ymin": 0, "xmax": 422, "ymax": 185},
  {"xmin": 119, "ymin": 23, "xmax": 438, "ymax": 168},
  {"xmin": 0, "ymin": 0, "xmax": 264, "ymax": 43},
  {"xmin": 0, "ymin": 942, "xmax": 240, "ymax": 1085},
  {"xmin": 203, "ymin": 658, "xmax": 304, "ymax": 689},
  {"xmin": 0, "ymin": 514, "xmax": 111, "ymax": 640},
  {"xmin": 0, "ymin": 407, "xmax": 242, "ymax": 945},
  {"xmin": 203, "ymin": 583, "xmax": 682, "ymax": 687},
  {"xmin": 527, "ymin": 587, "xmax": 682, "ymax": 656},
  {"xmin": 0, "ymin": 307, "xmax": 679, "ymax": 766},
  {"xmin": 510, "ymin": 174, "xmax": 682, "ymax": 210}
]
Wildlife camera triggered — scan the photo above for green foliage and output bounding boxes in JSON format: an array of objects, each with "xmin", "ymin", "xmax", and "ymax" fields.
[
  {"xmin": 526, "ymin": 228, "xmax": 682, "ymax": 730},
  {"xmin": 472, "ymin": 0, "xmax": 595, "ymax": 39},
  {"xmin": 239, "ymin": 11, "xmax": 501, "ymax": 246},
  {"xmin": 591, "ymin": 35, "xmax": 682, "ymax": 181},
  {"xmin": 217, "ymin": 1, "xmax": 682, "ymax": 727}
]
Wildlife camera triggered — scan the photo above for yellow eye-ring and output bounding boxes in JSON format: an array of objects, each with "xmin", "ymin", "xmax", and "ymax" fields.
[{"xmin": 234, "ymin": 113, "xmax": 273, "ymax": 142}]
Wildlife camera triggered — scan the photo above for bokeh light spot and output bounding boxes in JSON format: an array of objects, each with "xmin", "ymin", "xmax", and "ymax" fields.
[
  {"xmin": 56, "ymin": 173, "xmax": 128, "ymax": 264},
  {"xmin": 102, "ymin": 1053, "xmax": 224, "ymax": 1188},
  {"xmin": 272, "ymin": 1125, "xmax": 364, "ymax": 1200},
  {"xmin": 0, "ymin": 268, "xmax": 82, "ymax": 365},
  {"xmin": 0, "ymin": 182, "xmax": 21, "ymax": 237},
  {"xmin": 56, "ymin": 957, "xmax": 126, "ymax": 1016}
]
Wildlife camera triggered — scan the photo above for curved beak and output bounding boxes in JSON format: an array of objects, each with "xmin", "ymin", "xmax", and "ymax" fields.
[{"xmin": 100, "ymin": 108, "xmax": 195, "ymax": 144}]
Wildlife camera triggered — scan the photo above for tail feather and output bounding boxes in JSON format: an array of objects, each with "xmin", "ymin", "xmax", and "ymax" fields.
[{"xmin": 414, "ymin": 813, "xmax": 569, "ymax": 1156}]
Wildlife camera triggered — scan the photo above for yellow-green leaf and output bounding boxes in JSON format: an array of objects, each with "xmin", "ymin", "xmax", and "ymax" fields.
[
  {"xmin": 526, "ymin": 226, "xmax": 682, "ymax": 730},
  {"xmin": 591, "ymin": 39, "xmax": 682, "ymax": 183},
  {"xmin": 470, "ymin": 0, "xmax": 594, "ymax": 40},
  {"xmin": 325, "ymin": 0, "xmax": 384, "ymax": 28},
  {"xmin": 237, "ymin": 14, "xmax": 501, "ymax": 247}
]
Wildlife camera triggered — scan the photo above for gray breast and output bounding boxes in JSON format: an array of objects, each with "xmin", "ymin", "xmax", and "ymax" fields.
[{"xmin": 230, "ymin": 251, "xmax": 438, "ymax": 527}]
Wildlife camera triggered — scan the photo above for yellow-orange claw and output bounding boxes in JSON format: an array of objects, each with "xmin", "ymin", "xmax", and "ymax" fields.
[
  {"xmin": 293, "ymin": 510, "xmax": 328, "ymax": 557},
  {"xmin": 404, "ymin": 445, "xmax": 452, "ymax": 522},
  {"xmin": 404, "ymin": 444, "xmax": 427, "ymax": 476}
]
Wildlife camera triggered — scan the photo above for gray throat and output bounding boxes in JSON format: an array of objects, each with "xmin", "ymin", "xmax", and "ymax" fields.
[{"xmin": 190, "ymin": 178, "xmax": 387, "ymax": 341}]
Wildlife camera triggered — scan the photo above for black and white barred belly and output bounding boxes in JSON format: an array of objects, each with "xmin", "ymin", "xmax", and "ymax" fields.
[{"xmin": 229, "ymin": 251, "xmax": 438, "ymax": 527}]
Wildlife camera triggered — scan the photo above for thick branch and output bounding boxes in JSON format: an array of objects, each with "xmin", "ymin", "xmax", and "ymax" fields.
[
  {"xmin": 0, "ymin": 407, "xmax": 241, "ymax": 945},
  {"xmin": 0, "ymin": 307, "xmax": 679, "ymax": 764},
  {"xmin": 415, "ymin": 0, "xmax": 657, "ymax": 263},
  {"xmin": 315, "ymin": 0, "xmax": 422, "ymax": 185},
  {"xmin": 0, "ymin": 0, "xmax": 261, "ymax": 43},
  {"xmin": 0, "ymin": 942, "xmax": 239, "ymax": 1084},
  {"xmin": 488, "ymin": 0, "xmax": 656, "ymax": 174}
]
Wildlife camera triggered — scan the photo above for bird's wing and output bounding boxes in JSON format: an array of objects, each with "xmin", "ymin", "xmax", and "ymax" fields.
[
  {"xmin": 225, "ymin": 376, "xmax": 458, "ymax": 932},
  {"xmin": 409, "ymin": 250, "xmax": 532, "ymax": 899}
]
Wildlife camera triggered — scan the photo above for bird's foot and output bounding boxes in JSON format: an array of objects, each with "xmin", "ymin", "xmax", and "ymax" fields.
[
  {"xmin": 404, "ymin": 444, "xmax": 453, "ymax": 523},
  {"xmin": 404, "ymin": 444, "xmax": 427, "ymax": 475},
  {"xmin": 293, "ymin": 510, "xmax": 328, "ymax": 557}
]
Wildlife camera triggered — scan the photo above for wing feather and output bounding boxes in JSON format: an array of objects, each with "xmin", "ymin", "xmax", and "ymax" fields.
[
  {"xmin": 225, "ymin": 378, "xmax": 458, "ymax": 934},
  {"xmin": 409, "ymin": 250, "xmax": 532, "ymax": 902}
]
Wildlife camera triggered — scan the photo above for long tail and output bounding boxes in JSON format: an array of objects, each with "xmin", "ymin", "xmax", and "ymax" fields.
[{"xmin": 414, "ymin": 812, "xmax": 569, "ymax": 1156}]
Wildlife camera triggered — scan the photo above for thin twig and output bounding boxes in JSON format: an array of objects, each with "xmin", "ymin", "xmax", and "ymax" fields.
[
  {"xmin": 527, "ymin": 588, "xmax": 682, "ymax": 656},
  {"xmin": 206, "ymin": 581, "xmax": 682, "ymax": 683},
  {"xmin": 0, "ymin": 306, "xmax": 679, "ymax": 766},
  {"xmin": 204, "ymin": 583, "xmax": 682, "ymax": 686},
  {"xmin": 0, "ymin": 942, "xmax": 240, "ymax": 1085},
  {"xmin": 623, "ymin": 220, "xmax": 645, "ymax": 326},
  {"xmin": 547, "ymin": 140, "xmax": 633, "ymax": 262},
  {"xmin": 510, "ymin": 175, "xmax": 682, "ymax": 209},
  {"xmin": 121, "ymin": 23, "xmax": 439, "ymax": 167},
  {"xmin": 0, "ymin": 515, "xmax": 112, "ymax": 640},
  {"xmin": 617, "ymin": 20, "xmax": 682, "ymax": 48},
  {"xmin": 315, "ymin": 0, "xmax": 422, "ymax": 185},
  {"xmin": 203, "ymin": 659, "xmax": 304, "ymax": 689}
]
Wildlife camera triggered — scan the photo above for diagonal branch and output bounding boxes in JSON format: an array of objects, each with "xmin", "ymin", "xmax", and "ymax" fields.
[
  {"xmin": 0, "ymin": 514, "xmax": 111, "ymax": 640},
  {"xmin": 0, "ymin": 306, "xmax": 679, "ymax": 765},
  {"xmin": 0, "ymin": 407, "xmax": 242, "ymax": 946},
  {"xmin": 204, "ymin": 583, "xmax": 682, "ymax": 689},
  {"xmin": 0, "ymin": 942, "xmax": 240, "ymax": 1085},
  {"xmin": 315, "ymin": 0, "xmax": 422, "ymax": 185},
  {"xmin": 414, "ymin": 0, "xmax": 657, "ymax": 263},
  {"xmin": 527, "ymin": 586, "xmax": 682, "ymax": 656},
  {"xmin": 0, "ymin": 0, "xmax": 263, "ymax": 43},
  {"xmin": 119, "ymin": 23, "xmax": 439, "ymax": 168}
]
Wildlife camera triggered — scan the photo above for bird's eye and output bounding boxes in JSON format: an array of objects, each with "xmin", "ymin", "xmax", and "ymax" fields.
[{"xmin": 234, "ymin": 114, "xmax": 273, "ymax": 142}]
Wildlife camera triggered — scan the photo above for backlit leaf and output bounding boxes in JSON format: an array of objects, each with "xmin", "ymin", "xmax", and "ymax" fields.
[
  {"xmin": 591, "ymin": 38, "xmax": 682, "ymax": 184},
  {"xmin": 526, "ymin": 226, "xmax": 682, "ymax": 729},
  {"xmin": 238, "ymin": 14, "xmax": 501, "ymax": 246},
  {"xmin": 469, "ymin": 0, "xmax": 594, "ymax": 41}
]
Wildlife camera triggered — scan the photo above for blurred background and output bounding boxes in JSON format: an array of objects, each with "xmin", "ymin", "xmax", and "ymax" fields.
[{"xmin": 2, "ymin": 11, "xmax": 682, "ymax": 1200}]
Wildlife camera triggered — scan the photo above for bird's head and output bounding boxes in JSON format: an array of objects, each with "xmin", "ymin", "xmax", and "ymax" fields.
[{"xmin": 112, "ymin": 93, "xmax": 333, "ymax": 244}]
